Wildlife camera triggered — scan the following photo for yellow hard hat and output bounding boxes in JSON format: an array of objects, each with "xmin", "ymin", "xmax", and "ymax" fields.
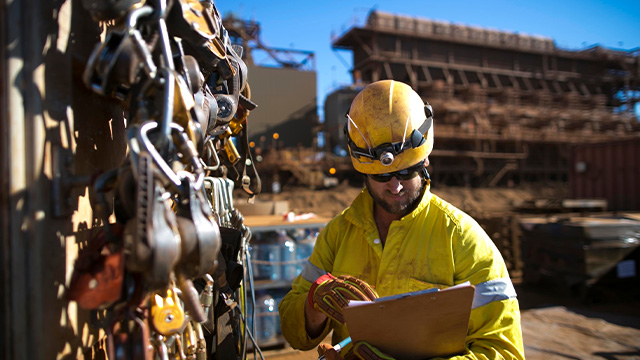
[{"xmin": 346, "ymin": 80, "xmax": 434, "ymax": 174}]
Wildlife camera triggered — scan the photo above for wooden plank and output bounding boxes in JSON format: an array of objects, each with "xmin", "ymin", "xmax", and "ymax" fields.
[{"xmin": 244, "ymin": 214, "xmax": 331, "ymax": 232}]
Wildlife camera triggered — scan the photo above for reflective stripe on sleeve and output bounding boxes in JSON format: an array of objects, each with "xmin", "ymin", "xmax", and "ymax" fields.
[
  {"xmin": 471, "ymin": 278, "xmax": 517, "ymax": 309},
  {"xmin": 301, "ymin": 261, "xmax": 327, "ymax": 283}
]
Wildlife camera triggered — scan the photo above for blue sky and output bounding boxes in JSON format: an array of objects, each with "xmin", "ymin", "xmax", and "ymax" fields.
[{"xmin": 216, "ymin": 1, "xmax": 640, "ymax": 119}]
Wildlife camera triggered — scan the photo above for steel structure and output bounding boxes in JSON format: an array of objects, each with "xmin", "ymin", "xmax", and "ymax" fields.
[
  {"xmin": 223, "ymin": 14, "xmax": 315, "ymax": 71},
  {"xmin": 331, "ymin": 10, "xmax": 640, "ymax": 186}
]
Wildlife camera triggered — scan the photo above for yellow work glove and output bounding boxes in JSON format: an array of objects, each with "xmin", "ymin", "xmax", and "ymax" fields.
[
  {"xmin": 307, "ymin": 273, "xmax": 378, "ymax": 323},
  {"xmin": 317, "ymin": 341, "xmax": 394, "ymax": 360},
  {"xmin": 352, "ymin": 341, "xmax": 395, "ymax": 360}
]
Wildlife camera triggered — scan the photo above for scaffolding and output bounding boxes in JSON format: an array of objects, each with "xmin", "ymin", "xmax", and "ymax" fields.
[
  {"xmin": 223, "ymin": 14, "xmax": 315, "ymax": 71},
  {"xmin": 331, "ymin": 10, "xmax": 640, "ymax": 186}
]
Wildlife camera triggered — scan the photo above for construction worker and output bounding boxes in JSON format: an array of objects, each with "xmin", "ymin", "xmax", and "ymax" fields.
[{"xmin": 278, "ymin": 80, "xmax": 525, "ymax": 360}]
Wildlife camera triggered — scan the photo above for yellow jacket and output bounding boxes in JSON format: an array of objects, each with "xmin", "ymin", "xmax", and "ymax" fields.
[{"xmin": 279, "ymin": 187, "xmax": 525, "ymax": 360}]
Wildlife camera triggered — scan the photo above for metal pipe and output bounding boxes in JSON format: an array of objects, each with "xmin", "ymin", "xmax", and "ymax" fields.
[
  {"xmin": 431, "ymin": 149, "xmax": 529, "ymax": 159},
  {"xmin": 158, "ymin": 67, "xmax": 175, "ymax": 140}
]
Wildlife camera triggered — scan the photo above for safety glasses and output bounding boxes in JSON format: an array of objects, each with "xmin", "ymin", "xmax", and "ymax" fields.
[{"xmin": 365, "ymin": 161, "xmax": 427, "ymax": 183}]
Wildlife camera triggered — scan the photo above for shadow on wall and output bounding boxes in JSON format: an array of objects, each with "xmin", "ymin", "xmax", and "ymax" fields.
[{"xmin": 3, "ymin": 0, "xmax": 128, "ymax": 358}]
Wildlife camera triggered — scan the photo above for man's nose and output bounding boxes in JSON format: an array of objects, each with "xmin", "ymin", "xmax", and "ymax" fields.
[{"xmin": 387, "ymin": 177, "xmax": 403, "ymax": 194}]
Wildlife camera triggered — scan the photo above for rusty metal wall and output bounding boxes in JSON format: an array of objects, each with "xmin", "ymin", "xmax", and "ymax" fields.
[
  {"xmin": 2, "ymin": 1, "xmax": 127, "ymax": 359},
  {"xmin": 569, "ymin": 139, "xmax": 640, "ymax": 211}
]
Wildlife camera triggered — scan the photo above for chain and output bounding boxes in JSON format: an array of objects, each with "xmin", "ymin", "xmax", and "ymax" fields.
[{"xmin": 69, "ymin": 0, "xmax": 264, "ymax": 358}]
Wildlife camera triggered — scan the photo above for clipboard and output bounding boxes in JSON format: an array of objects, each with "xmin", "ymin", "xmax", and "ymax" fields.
[{"xmin": 342, "ymin": 284, "xmax": 475, "ymax": 360}]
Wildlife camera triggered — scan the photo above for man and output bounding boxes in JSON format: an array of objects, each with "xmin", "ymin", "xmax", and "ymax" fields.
[{"xmin": 278, "ymin": 80, "xmax": 525, "ymax": 360}]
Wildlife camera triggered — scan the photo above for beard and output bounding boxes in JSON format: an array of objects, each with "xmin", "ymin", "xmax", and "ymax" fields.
[{"xmin": 365, "ymin": 177, "xmax": 426, "ymax": 217}]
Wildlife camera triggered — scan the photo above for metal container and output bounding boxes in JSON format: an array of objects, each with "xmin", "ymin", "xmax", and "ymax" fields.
[
  {"xmin": 323, "ymin": 86, "xmax": 362, "ymax": 153},
  {"xmin": 245, "ymin": 64, "xmax": 318, "ymax": 148},
  {"xmin": 570, "ymin": 139, "xmax": 640, "ymax": 211},
  {"xmin": 519, "ymin": 215, "xmax": 640, "ymax": 291}
]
